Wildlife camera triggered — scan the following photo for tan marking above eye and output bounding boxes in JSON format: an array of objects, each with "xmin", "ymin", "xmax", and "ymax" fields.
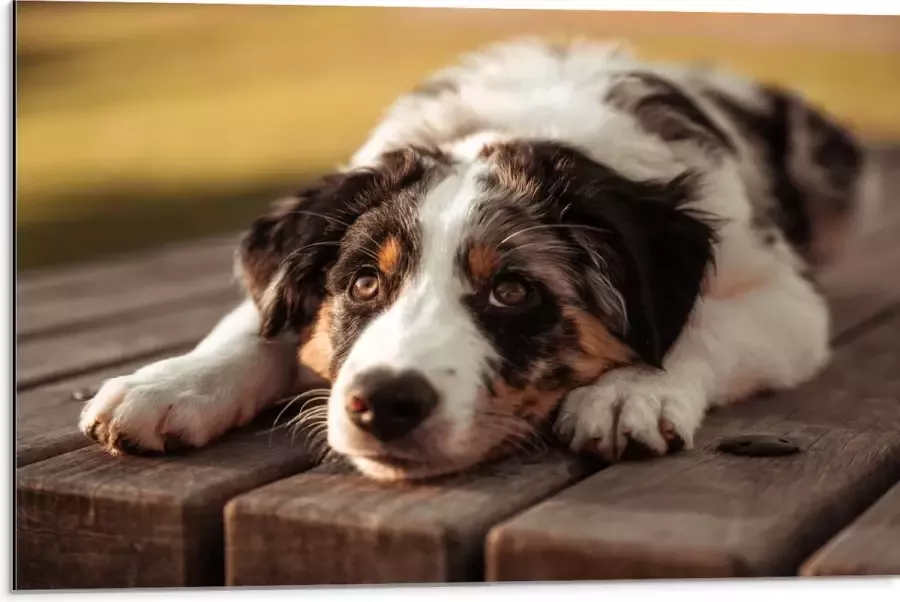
[
  {"xmin": 377, "ymin": 236, "xmax": 402, "ymax": 275},
  {"xmin": 467, "ymin": 244, "xmax": 500, "ymax": 283},
  {"xmin": 351, "ymin": 271, "xmax": 380, "ymax": 302}
]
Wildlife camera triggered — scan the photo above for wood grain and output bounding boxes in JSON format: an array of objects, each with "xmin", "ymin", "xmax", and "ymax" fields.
[
  {"xmin": 16, "ymin": 355, "xmax": 178, "ymax": 467},
  {"xmin": 224, "ymin": 451, "xmax": 593, "ymax": 585},
  {"xmin": 18, "ymin": 232, "xmax": 237, "ymax": 297},
  {"xmin": 16, "ymin": 425, "xmax": 315, "ymax": 589},
  {"xmin": 822, "ymin": 148, "xmax": 900, "ymax": 338},
  {"xmin": 16, "ymin": 296, "xmax": 239, "ymax": 390},
  {"xmin": 801, "ymin": 481, "xmax": 900, "ymax": 576},
  {"xmin": 18, "ymin": 233, "xmax": 239, "ymax": 339},
  {"xmin": 486, "ymin": 313, "xmax": 900, "ymax": 581}
]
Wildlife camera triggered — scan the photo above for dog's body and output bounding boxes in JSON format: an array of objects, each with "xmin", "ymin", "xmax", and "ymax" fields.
[{"xmin": 80, "ymin": 39, "xmax": 869, "ymax": 481}]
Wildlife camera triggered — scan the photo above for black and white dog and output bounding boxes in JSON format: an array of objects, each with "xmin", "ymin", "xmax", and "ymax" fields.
[{"xmin": 80, "ymin": 38, "xmax": 873, "ymax": 481}]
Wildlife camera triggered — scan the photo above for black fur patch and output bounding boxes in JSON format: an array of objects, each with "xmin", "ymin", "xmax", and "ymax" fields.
[
  {"xmin": 481, "ymin": 141, "xmax": 718, "ymax": 369},
  {"xmin": 238, "ymin": 148, "xmax": 446, "ymax": 339},
  {"xmin": 706, "ymin": 86, "xmax": 863, "ymax": 264},
  {"xmin": 464, "ymin": 276, "xmax": 567, "ymax": 386},
  {"xmin": 765, "ymin": 89, "xmax": 815, "ymax": 252},
  {"xmin": 606, "ymin": 72, "xmax": 735, "ymax": 153}
]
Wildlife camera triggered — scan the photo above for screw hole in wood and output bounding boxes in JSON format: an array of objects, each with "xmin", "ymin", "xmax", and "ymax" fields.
[{"xmin": 717, "ymin": 434, "xmax": 801, "ymax": 457}]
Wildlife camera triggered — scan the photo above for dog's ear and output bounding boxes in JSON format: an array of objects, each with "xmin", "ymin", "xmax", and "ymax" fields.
[
  {"xmin": 484, "ymin": 141, "xmax": 717, "ymax": 368},
  {"xmin": 238, "ymin": 148, "xmax": 438, "ymax": 339},
  {"xmin": 237, "ymin": 170, "xmax": 378, "ymax": 339},
  {"xmin": 561, "ymin": 166, "xmax": 718, "ymax": 369}
]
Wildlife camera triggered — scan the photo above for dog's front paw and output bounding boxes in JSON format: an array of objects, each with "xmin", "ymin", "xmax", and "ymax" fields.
[
  {"xmin": 78, "ymin": 355, "xmax": 247, "ymax": 456},
  {"xmin": 554, "ymin": 368, "xmax": 707, "ymax": 462}
]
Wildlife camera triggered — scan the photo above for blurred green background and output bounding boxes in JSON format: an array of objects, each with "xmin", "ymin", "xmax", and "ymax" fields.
[{"xmin": 16, "ymin": 2, "xmax": 900, "ymax": 272}]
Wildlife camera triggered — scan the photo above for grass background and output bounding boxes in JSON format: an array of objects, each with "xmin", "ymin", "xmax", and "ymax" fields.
[{"xmin": 16, "ymin": 2, "xmax": 900, "ymax": 271}]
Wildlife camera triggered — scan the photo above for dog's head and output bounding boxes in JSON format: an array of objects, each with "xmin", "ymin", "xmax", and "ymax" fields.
[{"xmin": 238, "ymin": 141, "xmax": 716, "ymax": 480}]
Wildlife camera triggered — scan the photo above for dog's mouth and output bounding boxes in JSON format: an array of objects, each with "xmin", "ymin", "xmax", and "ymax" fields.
[
  {"xmin": 336, "ymin": 439, "xmax": 499, "ymax": 481},
  {"xmin": 326, "ymin": 398, "xmax": 557, "ymax": 481},
  {"xmin": 345, "ymin": 451, "xmax": 462, "ymax": 481},
  {"xmin": 351, "ymin": 452, "xmax": 427, "ymax": 470},
  {"xmin": 338, "ymin": 432, "xmax": 535, "ymax": 481}
]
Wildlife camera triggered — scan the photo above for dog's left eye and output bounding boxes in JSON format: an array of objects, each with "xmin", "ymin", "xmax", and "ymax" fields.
[
  {"xmin": 350, "ymin": 269, "xmax": 380, "ymax": 302},
  {"xmin": 489, "ymin": 276, "xmax": 533, "ymax": 308}
]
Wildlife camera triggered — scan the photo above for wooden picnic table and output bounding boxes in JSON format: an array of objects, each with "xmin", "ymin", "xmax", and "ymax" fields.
[{"xmin": 16, "ymin": 147, "xmax": 900, "ymax": 589}]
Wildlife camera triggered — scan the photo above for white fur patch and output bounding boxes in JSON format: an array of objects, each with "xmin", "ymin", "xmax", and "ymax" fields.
[
  {"xmin": 327, "ymin": 163, "xmax": 499, "ymax": 463},
  {"xmin": 79, "ymin": 300, "xmax": 297, "ymax": 452}
]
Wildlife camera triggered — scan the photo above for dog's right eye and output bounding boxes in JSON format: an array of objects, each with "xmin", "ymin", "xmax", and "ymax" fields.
[
  {"xmin": 489, "ymin": 275, "xmax": 535, "ymax": 308},
  {"xmin": 350, "ymin": 269, "xmax": 380, "ymax": 302}
]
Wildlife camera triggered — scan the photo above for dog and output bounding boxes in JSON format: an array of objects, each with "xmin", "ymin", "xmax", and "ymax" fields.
[{"xmin": 79, "ymin": 38, "xmax": 872, "ymax": 482}]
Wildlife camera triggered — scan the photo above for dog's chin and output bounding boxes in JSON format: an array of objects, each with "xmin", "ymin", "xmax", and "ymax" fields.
[
  {"xmin": 342, "ymin": 450, "xmax": 487, "ymax": 482},
  {"xmin": 328, "ymin": 412, "xmax": 523, "ymax": 482}
]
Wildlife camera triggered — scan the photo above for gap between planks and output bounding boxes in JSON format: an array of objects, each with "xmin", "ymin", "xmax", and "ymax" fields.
[
  {"xmin": 18, "ymin": 233, "xmax": 240, "ymax": 339},
  {"xmin": 800, "ymin": 478, "xmax": 900, "ymax": 576},
  {"xmin": 16, "ymin": 421, "xmax": 317, "ymax": 589},
  {"xmin": 16, "ymin": 295, "xmax": 240, "ymax": 391}
]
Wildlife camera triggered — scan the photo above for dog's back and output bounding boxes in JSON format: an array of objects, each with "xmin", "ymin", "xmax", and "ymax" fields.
[{"xmin": 352, "ymin": 37, "xmax": 873, "ymax": 269}]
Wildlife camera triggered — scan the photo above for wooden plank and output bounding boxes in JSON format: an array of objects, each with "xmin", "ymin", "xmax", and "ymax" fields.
[
  {"xmin": 16, "ymin": 295, "xmax": 238, "ymax": 390},
  {"xmin": 485, "ymin": 312, "xmax": 900, "ymax": 581},
  {"xmin": 801, "ymin": 481, "xmax": 900, "ymax": 576},
  {"xmin": 16, "ymin": 355, "xmax": 178, "ymax": 467},
  {"xmin": 18, "ymin": 274, "xmax": 235, "ymax": 341},
  {"xmin": 823, "ymin": 213, "xmax": 900, "ymax": 339},
  {"xmin": 224, "ymin": 451, "xmax": 592, "ymax": 585},
  {"xmin": 16, "ymin": 424, "xmax": 315, "ymax": 589},
  {"xmin": 823, "ymin": 233, "xmax": 900, "ymax": 339},
  {"xmin": 18, "ymin": 234, "xmax": 239, "ymax": 339},
  {"xmin": 821, "ymin": 148, "xmax": 900, "ymax": 337},
  {"xmin": 18, "ymin": 232, "xmax": 237, "ymax": 297}
]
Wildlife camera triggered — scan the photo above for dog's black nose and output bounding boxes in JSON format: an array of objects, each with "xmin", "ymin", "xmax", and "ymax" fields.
[{"xmin": 345, "ymin": 368, "xmax": 439, "ymax": 442}]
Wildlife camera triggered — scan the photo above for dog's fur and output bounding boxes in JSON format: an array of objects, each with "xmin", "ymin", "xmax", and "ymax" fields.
[{"xmin": 79, "ymin": 38, "xmax": 872, "ymax": 481}]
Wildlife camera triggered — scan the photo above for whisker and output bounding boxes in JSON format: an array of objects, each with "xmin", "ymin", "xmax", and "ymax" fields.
[
  {"xmin": 296, "ymin": 395, "xmax": 330, "ymax": 414},
  {"xmin": 285, "ymin": 209, "xmax": 355, "ymax": 230},
  {"xmin": 286, "ymin": 407, "xmax": 329, "ymax": 430},
  {"xmin": 270, "ymin": 389, "xmax": 330, "ymax": 431},
  {"xmin": 269, "ymin": 397, "xmax": 307, "ymax": 445},
  {"xmin": 283, "ymin": 389, "xmax": 332, "ymax": 404},
  {"xmin": 499, "ymin": 223, "xmax": 613, "ymax": 247},
  {"xmin": 474, "ymin": 411, "xmax": 551, "ymax": 458},
  {"xmin": 276, "ymin": 241, "xmax": 343, "ymax": 271},
  {"xmin": 286, "ymin": 209, "xmax": 383, "ymax": 250},
  {"xmin": 294, "ymin": 423, "xmax": 329, "ymax": 449},
  {"xmin": 495, "ymin": 241, "xmax": 573, "ymax": 262}
]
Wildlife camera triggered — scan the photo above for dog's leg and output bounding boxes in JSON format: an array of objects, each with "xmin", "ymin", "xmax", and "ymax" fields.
[
  {"xmin": 555, "ymin": 268, "xmax": 830, "ymax": 461},
  {"xmin": 79, "ymin": 299, "xmax": 300, "ymax": 454}
]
